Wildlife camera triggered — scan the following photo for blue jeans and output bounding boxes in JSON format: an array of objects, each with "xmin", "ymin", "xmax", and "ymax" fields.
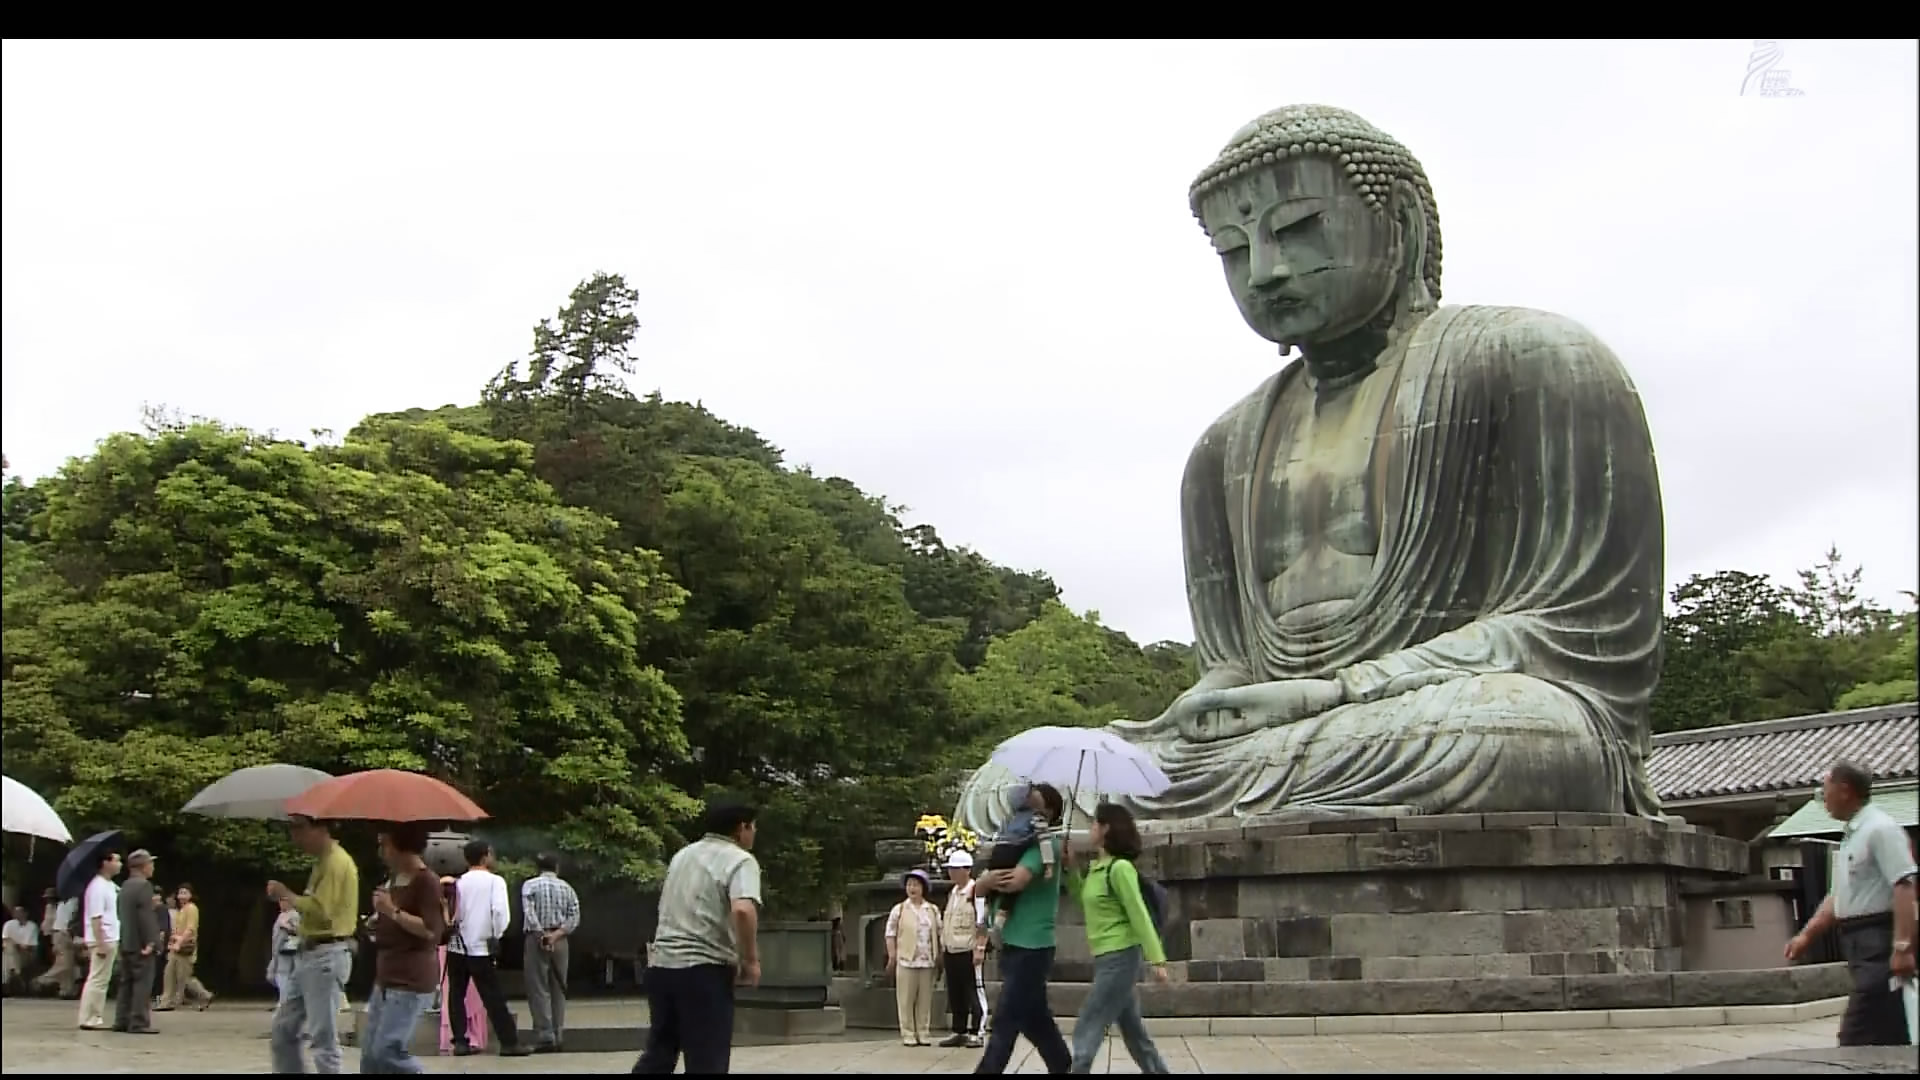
[
  {"xmin": 360, "ymin": 985, "xmax": 432, "ymax": 1074},
  {"xmin": 271, "ymin": 942, "xmax": 351, "ymax": 1074},
  {"xmin": 973, "ymin": 946, "xmax": 1070, "ymax": 1074},
  {"xmin": 1069, "ymin": 947, "xmax": 1168, "ymax": 1074}
]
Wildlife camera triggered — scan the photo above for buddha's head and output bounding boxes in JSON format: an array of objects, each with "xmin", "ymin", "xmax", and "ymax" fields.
[{"xmin": 1190, "ymin": 105, "xmax": 1443, "ymax": 351}]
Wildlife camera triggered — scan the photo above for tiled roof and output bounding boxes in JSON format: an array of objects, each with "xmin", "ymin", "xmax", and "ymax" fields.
[{"xmin": 1647, "ymin": 702, "xmax": 1919, "ymax": 803}]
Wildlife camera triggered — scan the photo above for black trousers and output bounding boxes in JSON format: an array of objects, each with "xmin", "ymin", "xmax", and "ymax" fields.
[
  {"xmin": 113, "ymin": 951, "xmax": 154, "ymax": 1031},
  {"xmin": 973, "ymin": 945, "xmax": 1069, "ymax": 1074},
  {"xmin": 943, "ymin": 949, "xmax": 982, "ymax": 1035},
  {"xmin": 633, "ymin": 964, "xmax": 735, "ymax": 1074},
  {"xmin": 1837, "ymin": 913, "xmax": 1913, "ymax": 1047},
  {"xmin": 445, "ymin": 951, "xmax": 522, "ymax": 1049}
]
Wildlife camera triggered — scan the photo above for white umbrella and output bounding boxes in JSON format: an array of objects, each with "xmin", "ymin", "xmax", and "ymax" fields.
[
  {"xmin": 183, "ymin": 764, "xmax": 333, "ymax": 821},
  {"xmin": 988, "ymin": 726, "xmax": 1172, "ymax": 830},
  {"xmin": 3, "ymin": 774, "xmax": 72, "ymax": 843}
]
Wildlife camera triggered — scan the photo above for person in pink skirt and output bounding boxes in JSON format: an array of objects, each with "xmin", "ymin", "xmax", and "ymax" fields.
[{"xmin": 436, "ymin": 876, "xmax": 488, "ymax": 1055}]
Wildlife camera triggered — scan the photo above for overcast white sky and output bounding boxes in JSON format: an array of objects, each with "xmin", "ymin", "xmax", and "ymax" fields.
[{"xmin": 3, "ymin": 40, "xmax": 1915, "ymax": 646}]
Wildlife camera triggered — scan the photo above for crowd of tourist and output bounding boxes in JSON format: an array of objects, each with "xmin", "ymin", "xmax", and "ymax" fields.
[{"xmin": 5, "ymin": 761, "xmax": 1909, "ymax": 1073}]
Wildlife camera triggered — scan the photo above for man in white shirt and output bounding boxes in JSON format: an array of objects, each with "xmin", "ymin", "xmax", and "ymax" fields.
[
  {"xmin": 76, "ymin": 850, "xmax": 123, "ymax": 1030},
  {"xmin": 445, "ymin": 840, "xmax": 530, "ymax": 1057},
  {"xmin": 1786, "ymin": 761, "xmax": 1919, "ymax": 1046},
  {"xmin": 2, "ymin": 904, "xmax": 40, "ymax": 987},
  {"xmin": 33, "ymin": 891, "xmax": 82, "ymax": 998}
]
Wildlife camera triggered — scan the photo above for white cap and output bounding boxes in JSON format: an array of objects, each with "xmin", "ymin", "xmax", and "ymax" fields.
[{"xmin": 945, "ymin": 850, "xmax": 974, "ymax": 869}]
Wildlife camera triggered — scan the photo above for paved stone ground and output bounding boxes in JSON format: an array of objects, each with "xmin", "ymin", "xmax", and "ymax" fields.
[
  {"xmin": 1674, "ymin": 1047, "xmax": 1919, "ymax": 1074},
  {"xmin": 0, "ymin": 998, "xmax": 1856, "ymax": 1073}
]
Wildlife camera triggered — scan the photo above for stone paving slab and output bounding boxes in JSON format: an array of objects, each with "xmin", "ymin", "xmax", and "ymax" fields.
[
  {"xmin": 1673, "ymin": 1046, "xmax": 1919, "ymax": 1074},
  {"xmin": 0, "ymin": 998, "xmax": 1854, "ymax": 1073}
]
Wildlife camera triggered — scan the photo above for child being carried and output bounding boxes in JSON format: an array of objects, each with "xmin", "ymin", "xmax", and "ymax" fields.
[{"xmin": 982, "ymin": 784, "xmax": 1060, "ymax": 944}]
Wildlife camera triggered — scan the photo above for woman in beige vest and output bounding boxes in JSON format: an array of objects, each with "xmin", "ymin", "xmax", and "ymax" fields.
[{"xmin": 884, "ymin": 869, "xmax": 939, "ymax": 1046}]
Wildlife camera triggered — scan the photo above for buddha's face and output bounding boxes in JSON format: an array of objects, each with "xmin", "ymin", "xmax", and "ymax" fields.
[{"xmin": 1198, "ymin": 156, "xmax": 1401, "ymax": 348}]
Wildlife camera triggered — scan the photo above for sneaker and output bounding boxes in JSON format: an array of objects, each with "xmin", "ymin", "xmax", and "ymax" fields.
[
  {"xmin": 451, "ymin": 1043, "xmax": 476, "ymax": 1057},
  {"xmin": 938, "ymin": 1034, "xmax": 968, "ymax": 1048},
  {"xmin": 966, "ymin": 1034, "xmax": 984, "ymax": 1048},
  {"xmin": 500, "ymin": 1044, "xmax": 533, "ymax": 1058}
]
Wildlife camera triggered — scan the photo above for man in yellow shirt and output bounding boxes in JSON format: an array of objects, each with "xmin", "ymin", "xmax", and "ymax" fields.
[
  {"xmin": 267, "ymin": 815, "xmax": 360, "ymax": 1074},
  {"xmin": 157, "ymin": 884, "xmax": 213, "ymax": 1011}
]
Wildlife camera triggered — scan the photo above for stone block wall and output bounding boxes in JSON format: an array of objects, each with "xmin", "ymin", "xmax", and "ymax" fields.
[{"xmin": 1121, "ymin": 813, "xmax": 1744, "ymax": 980}]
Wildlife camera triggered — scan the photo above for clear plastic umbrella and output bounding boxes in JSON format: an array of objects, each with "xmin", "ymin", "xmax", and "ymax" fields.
[
  {"xmin": 987, "ymin": 725, "xmax": 1172, "ymax": 832},
  {"xmin": 183, "ymin": 764, "xmax": 334, "ymax": 821}
]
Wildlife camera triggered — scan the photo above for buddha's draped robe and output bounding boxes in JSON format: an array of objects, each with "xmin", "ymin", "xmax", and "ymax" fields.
[{"xmin": 952, "ymin": 305, "xmax": 1665, "ymax": 832}]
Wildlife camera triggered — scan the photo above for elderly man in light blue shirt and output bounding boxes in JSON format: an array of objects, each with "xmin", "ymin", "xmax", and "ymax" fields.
[{"xmin": 1786, "ymin": 761, "xmax": 1918, "ymax": 1046}]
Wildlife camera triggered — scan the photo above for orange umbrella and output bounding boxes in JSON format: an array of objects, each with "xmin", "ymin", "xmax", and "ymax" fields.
[{"xmin": 283, "ymin": 769, "xmax": 488, "ymax": 823}]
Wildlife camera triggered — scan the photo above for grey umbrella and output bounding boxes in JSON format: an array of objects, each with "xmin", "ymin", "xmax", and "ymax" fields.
[{"xmin": 182, "ymin": 764, "xmax": 334, "ymax": 821}]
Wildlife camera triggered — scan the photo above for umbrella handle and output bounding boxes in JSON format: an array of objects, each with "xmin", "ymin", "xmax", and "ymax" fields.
[{"xmin": 1069, "ymin": 749, "xmax": 1088, "ymax": 838}]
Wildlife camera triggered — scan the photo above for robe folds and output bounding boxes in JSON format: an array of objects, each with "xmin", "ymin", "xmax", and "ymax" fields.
[{"xmin": 1107, "ymin": 305, "xmax": 1667, "ymax": 822}]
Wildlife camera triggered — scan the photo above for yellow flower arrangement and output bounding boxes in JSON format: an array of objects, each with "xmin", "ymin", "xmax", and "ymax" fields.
[{"xmin": 914, "ymin": 814, "xmax": 979, "ymax": 865}]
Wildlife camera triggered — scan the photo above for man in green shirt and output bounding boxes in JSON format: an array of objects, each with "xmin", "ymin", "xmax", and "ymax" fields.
[
  {"xmin": 267, "ymin": 814, "xmax": 360, "ymax": 1074},
  {"xmin": 974, "ymin": 783, "xmax": 1072, "ymax": 1075}
]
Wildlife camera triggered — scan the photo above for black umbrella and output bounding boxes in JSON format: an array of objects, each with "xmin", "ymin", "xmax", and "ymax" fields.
[{"xmin": 55, "ymin": 830, "xmax": 124, "ymax": 900}]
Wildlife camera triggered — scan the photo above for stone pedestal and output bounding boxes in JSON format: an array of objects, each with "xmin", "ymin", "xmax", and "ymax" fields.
[
  {"xmin": 1131, "ymin": 812, "xmax": 1743, "ymax": 984},
  {"xmin": 836, "ymin": 812, "xmax": 1863, "ymax": 1026}
]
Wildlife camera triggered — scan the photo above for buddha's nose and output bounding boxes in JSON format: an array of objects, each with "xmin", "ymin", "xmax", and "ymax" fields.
[{"xmin": 1249, "ymin": 249, "xmax": 1293, "ymax": 290}]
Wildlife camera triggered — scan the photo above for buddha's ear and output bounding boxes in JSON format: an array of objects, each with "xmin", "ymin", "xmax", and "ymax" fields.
[{"xmin": 1388, "ymin": 178, "xmax": 1434, "ymax": 315}]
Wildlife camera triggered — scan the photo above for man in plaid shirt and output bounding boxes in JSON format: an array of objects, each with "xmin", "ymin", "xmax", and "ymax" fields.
[{"xmin": 520, "ymin": 854, "xmax": 581, "ymax": 1053}]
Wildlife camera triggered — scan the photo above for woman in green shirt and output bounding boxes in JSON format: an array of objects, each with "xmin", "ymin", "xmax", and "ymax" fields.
[{"xmin": 1064, "ymin": 802, "xmax": 1170, "ymax": 1074}]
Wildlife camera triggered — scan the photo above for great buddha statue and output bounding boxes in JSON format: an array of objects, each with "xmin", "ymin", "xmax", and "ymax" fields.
[{"xmin": 955, "ymin": 105, "xmax": 1666, "ymax": 831}]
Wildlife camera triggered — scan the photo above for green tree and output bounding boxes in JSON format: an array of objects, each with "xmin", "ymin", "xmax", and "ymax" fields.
[
  {"xmin": 1651, "ymin": 570, "xmax": 1798, "ymax": 731},
  {"xmin": 455, "ymin": 273, "xmax": 1119, "ymax": 912},
  {"xmin": 1744, "ymin": 548, "xmax": 1903, "ymax": 717},
  {"xmin": 1, "ymin": 419, "xmax": 695, "ymax": 883},
  {"xmin": 643, "ymin": 455, "xmax": 963, "ymax": 911},
  {"xmin": 939, "ymin": 601, "xmax": 1187, "ymax": 778},
  {"xmin": 486, "ymin": 271, "xmax": 644, "ymax": 429},
  {"xmin": 2, "ymin": 454, "xmax": 46, "ymax": 542},
  {"xmin": 1652, "ymin": 551, "xmax": 1916, "ymax": 731},
  {"xmin": 1835, "ymin": 594, "xmax": 1919, "ymax": 710}
]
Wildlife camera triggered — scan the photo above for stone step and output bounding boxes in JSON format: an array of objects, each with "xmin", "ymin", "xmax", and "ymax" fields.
[
  {"xmin": 834, "ymin": 962, "xmax": 1851, "ymax": 1030},
  {"xmin": 844, "ymin": 993, "xmax": 1849, "ymax": 1037},
  {"xmin": 972, "ymin": 950, "xmax": 1672, "ymax": 984}
]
